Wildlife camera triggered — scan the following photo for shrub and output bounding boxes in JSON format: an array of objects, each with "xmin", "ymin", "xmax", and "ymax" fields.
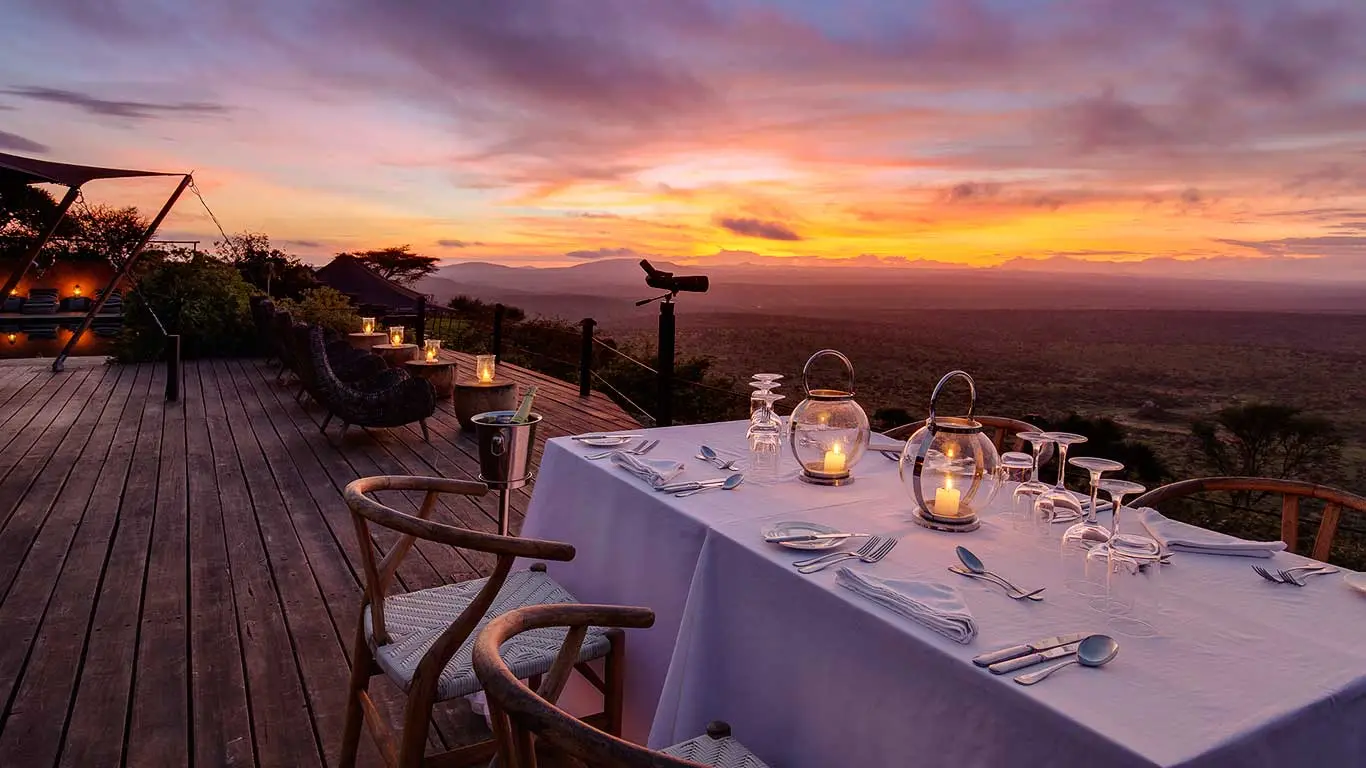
[
  {"xmin": 277, "ymin": 286, "xmax": 360, "ymax": 335},
  {"xmin": 111, "ymin": 253, "xmax": 257, "ymax": 362}
]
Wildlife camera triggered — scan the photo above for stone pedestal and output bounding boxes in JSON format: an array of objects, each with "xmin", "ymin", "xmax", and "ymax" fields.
[
  {"xmin": 452, "ymin": 379, "xmax": 518, "ymax": 430},
  {"xmin": 374, "ymin": 343, "xmax": 417, "ymax": 368},
  {"xmin": 348, "ymin": 332, "xmax": 386, "ymax": 352},
  {"xmin": 404, "ymin": 359, "xmax": 457, "ymax": 400}
]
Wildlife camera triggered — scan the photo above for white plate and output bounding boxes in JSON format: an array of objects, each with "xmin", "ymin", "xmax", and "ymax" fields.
[
  {"xmin": 762, "ymin": 521, "xmax": 845, "ymax": 550},
  {"xmin": 1344, "ymin": 572, "xmax": 1366, "ymax": 595},
  {"xmin": 578, "ymin": 435, "xmax": 634, "ymax": 447}
]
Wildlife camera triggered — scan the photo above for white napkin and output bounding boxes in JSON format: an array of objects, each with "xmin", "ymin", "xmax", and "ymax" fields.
[
  {"xmin": 1136, "ymin": 507, "xmax": 1286, "ymax": 558},
  {"xmin": 610, "ymin": 451, "xmax": 684, "ymax": 488},
  {"xmin": 835, "ymin": 567, "xmax": 977, "ymax": 644},
  {"xmin": 869, "ymin": 434, "xmax": 906, "ymax": 454}
]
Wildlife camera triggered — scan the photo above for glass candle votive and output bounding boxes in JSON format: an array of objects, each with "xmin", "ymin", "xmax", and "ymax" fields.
[
  {"xmin": 387, "ymin": 326, "xmax": 405, "ymax": 345},
  {"xmin": 476, "ymin": 354, "xmax": 496, "ymax": 383},
  {"xmin": 361, "ymin": 316, "xmax": 376, "ymax": 334},
  {"xmin": 423, "ymin": 339, "xmax": 442, "ymax": 362}
]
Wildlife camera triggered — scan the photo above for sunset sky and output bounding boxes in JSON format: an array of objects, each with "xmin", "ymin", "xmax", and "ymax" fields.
[{"xmin": 2, "ymin": 0, "xmax": 1365, "ymax": 278}]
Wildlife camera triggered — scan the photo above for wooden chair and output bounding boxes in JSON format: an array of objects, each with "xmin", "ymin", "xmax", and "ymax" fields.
[
  {"xmin": 883, "ymin": 415, "xmax": 1054, "ymax": 465},
  {"xmin": 1131, "ymin": 477, "xmax": 1366, "ymax": 562},
  {"xmin": 473, "ymin": 603, "xmax": 770, "ymax": 768},
  {"xmin": 340, "ymin": 476, "xmax": 627, "ymax": 768}
]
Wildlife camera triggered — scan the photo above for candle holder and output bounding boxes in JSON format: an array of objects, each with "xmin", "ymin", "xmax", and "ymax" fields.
[
  {"xmin": 73, "ymin": 285, "xmax": 82, "ymax": 297},
  {"xmin": 423, "ymin": 339, "xmax": 442, "ymax": 362},
  {"xmin": 387, "ymin": 326, "xmax": 405, "ymax": 346},
  {"xmin": 788, "ymin": 350, "xmax": 869, "ymax": 486},
  {"xmin": 361, "ymin": 316, "xmax": 376, "ymax": 334},
  {"xmin": 899, "ymin": 371, "xmax": 1002, "ymax": 533},
  {"xmin": 476, "ymin": 354, "xmax": 497, "ymax": 384}
]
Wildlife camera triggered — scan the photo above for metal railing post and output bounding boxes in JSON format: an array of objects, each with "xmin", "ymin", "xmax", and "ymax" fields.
[
  {"xmin": 579, "ymin": 317, "xmax": 595, "ymax": 397},
  {"xmin": 415, "ymin": 296, "xmax": 426, "ymax": 346},
  {"xmin": 165, "ymin": 334, "xmax": 181, "ymax": 402},
  {"xmin": 657, "ymin": 301, "xmax": 674, "ymax": 427},
  {"xmin": 492, "ymin": 302, "xmax": 505, "ymax": 361}
]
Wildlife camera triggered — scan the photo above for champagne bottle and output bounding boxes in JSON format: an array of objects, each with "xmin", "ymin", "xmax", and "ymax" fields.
[{"xmin": 512, "ymin": 386, "xmax": 537, "ymax": 423}]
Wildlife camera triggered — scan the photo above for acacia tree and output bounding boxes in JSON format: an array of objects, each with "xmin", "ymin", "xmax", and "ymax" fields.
[
  {"xmin": 342, "ymin": 245, "xmax": 438, "ymax": 284},
  {"xmin": 215, "ymin": 231, "xmax": 317, "ymax": 299},
  {"xmin": 1191, "ymin": 403, "xmax": 1342, "ymax": 481}
]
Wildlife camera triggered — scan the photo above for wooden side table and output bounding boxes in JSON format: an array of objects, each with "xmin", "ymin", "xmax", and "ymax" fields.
[
  {"xmin": 452, "ymin": 379, "xmax": 518, "ymax": 430},
  {"xmin": 348, "ymin": 332, "xmax": 386, "ymax": 351},
  {"xmin": 404, "ymin": 359, "xmax": 457, "ymax": 400},
  {"xmin": 373, "ymin": 343, "xmax": 417, "ymax": 368}
]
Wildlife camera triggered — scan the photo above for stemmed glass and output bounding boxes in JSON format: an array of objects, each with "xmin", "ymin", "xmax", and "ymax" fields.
[
  {"xmin": 748, "ymin": 374, "xmax": 783, "ymax": 425},
  {"xmin": 1100, "ymin": 479, "xmax": 1159, "ymax": 561},
  {"xmin": 1035, "ymin": 432, "xmax": 1087, "ymax": 526},
  {"xmin": 1061, "ymin": 457, "xmax": 1125, "ymax": 547},
  {"xmin": 1012, "ymin": 431, "xmax": 1053, "ymax": 532},
  {"xmin": 999, "ymin": 452, "xmax": 1036, "ymax": 524}
]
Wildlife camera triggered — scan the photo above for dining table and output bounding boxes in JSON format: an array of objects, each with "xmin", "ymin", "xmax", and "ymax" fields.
[{"xmin": 519, "ymin": 420, "xmax": 1366, "ymax": 767}]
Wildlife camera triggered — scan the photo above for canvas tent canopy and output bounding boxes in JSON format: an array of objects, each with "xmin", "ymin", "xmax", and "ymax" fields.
[{"xmin": 0, "ymin": 151, "xmax": 191, "ymax": 372}]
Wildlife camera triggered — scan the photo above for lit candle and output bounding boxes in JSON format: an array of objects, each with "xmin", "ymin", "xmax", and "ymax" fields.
[
  {"xmin": 822, "ymin": 443, "xmax": 847, "ymax": 474},
  {"xmin": 935, "ymin": 475, "xmax": 962, "ymax": 517},
  {"xmin": 476, "ymin": 354, "xmax": 496, "ymax": 384},
  {"xmin": 361, "ymin": 317, "xmax": 375, "ymax": 334},
  {"xmin": 388, "ymin": 326, "xmax": 405, "ymax": 346},
  {"xmin": 73, "ymin": 285, "xmax": 82, "ymax": 297},
  {"xmin": 424, "ymin": 339, "xmax": 441, "ymax": 362}
]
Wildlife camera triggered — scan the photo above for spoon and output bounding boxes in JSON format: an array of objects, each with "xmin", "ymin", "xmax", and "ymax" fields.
[
  {"xmin": 1014, "ymin": 634, "xmax": 1119, "ymax": 685},
  {"xmin": 955, "ymin": 546, "xmax": 1040, "ymax": 597},
  {"xmin": 948, "ymin": 567, "xmax": 1045, "ymax": 600},
  {"xmin": 675, "ymin": 473, "xmax": 744, "ymax": 497},
  {"xmin": 699, "ymin": 445, "xmax": 740, "ymax": 470}
]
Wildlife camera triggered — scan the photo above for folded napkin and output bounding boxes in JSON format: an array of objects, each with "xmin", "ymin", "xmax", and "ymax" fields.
[
  {"xmin": 835, "ymin": 567, "xmax": 977, "ymax": 644},
  {"xmin": 610, "ymin": 451, "xmax": 684, "ymax": 488},
  {"xmin": 869, "ymin": 433, "xmax": 907, "ymax": 454},
  {"xmin": 1136, "ymin": 507, "xmax": 1286, "ymax": 558}
]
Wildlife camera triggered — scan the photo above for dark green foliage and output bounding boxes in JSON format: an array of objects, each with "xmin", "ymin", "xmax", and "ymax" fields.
[
  {"xmin": 340, "ymin": 245, "xmax": 438, "ymax": 284},
  {"xmin": 111, "ymin": 253, "xmax": 257, "ymax": 362},
  {"xmin": 216, "ymin": 231, "xmax": 318, "ymax": 300},
  {"xmin": 1191, "ymin": 402, "xmax": 1342, "ymax": 481},
  {"xmin": 594, "ymin": 343, "xmax": 748, "ymax": 425},
  {"xmin": 447, "ymin": 295, "xmax": 526, "ymax": 323},
  {"xmin": 277, "ymin": 286, "xmax": 360, "ymax": 335},
  {"xmin": 872, "ymin": 407, "xmax": 915, "ymax": 433},
  {"xmin": 1039, "ymin": 413, "xmax": 1171, "ymax": 486}
]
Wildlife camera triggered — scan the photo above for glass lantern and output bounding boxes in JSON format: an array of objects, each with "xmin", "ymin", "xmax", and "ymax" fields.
[
  {"xmin": 361, "ymin": 316, "xmax": 376, "ymax": 334},
  {"xmin": 788, "ymin": 350, "xmax": 870, "ymax": 486},
  {"xmin": 423, "ymin": 339, "xmax": 442, "ymax": 362},
  {"xmin": 900, "ymin": 371, "xmax": 1002, "ymax": 532},
  {"xmin": 387, "ymin": 326, "xmax": 405, "ymax": 346},
  {"xmin": 476, "ymin": 354, "xmax": 497, "ymax": 384}
]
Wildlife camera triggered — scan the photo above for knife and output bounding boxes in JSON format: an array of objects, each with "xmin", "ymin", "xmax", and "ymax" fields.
[
  {"xmin": 656, "ymin": 479, "xmax": 727, "ymax": 493},
  {"xmin": 971, "ymin": 632, "xmax": 1087, "ymax": 668},
  {"xmin": 765, "ymin": 532, "xmax": 870, "ymax": 544},
  {"xmin": 572, "ymin": 434, "xmax": 643, "ymax": 441},
  {"xmin": 988, "ymin": 642, "xmax": 1082, "ymax": 674}
]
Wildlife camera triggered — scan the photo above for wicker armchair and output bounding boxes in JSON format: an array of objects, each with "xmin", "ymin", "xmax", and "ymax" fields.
[
  {"xmin": 307, "ymin": 325, "xmax": 436, "ymax": 440},
  {"xmin": 271, "ymin": 308, "xmax": 300, "ymax": 382},
  {"xmin": 474, "ymin": 604, "xmax": 770, "ymax": 768},
  {"xmin": 290, "ymin": 324, "xmax": 406, "ymax": 404}
]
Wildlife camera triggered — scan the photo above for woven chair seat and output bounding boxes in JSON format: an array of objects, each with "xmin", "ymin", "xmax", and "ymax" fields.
[
  {"xmin": 365, "ymin": 570, "xmax": 611, "ymax": 702},
  {"xmin": 661, "ymin": 735, "xmax": 771, "ymax": 768}
]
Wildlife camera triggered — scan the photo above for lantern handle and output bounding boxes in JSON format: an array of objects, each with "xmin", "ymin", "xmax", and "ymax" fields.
[
  {"xmin": 801, "ymin": 349, "xmax": 856, "ymax": 396},
  {"xmin": 927, "ymin": 370, "xmax": 976, "ymax": 429}
]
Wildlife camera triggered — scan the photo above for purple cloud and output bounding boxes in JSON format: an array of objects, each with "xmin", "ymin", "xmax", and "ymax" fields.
[
  {"xmin": 566, "ymin": 246, "xmax": 638, "ymax": 259},
  {"xmin": 717, "ymin": 216, "xmax": 802, "ymax": 241},
  {"xmin": 0, "ymin": 130, "xmax": 48, "ymax": 154},
  {"xmin": 3, "ymin": 86, "xmax": 228, "ymax": 120},
  {"xmin": 438, "ymin": 239, "xmax": 483, "ymax": 248}
]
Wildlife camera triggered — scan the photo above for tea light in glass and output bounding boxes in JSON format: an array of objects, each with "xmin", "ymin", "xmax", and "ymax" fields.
[
  {"xmin": 423, "ymin": 339, "xmax": 442, "ymax": 362},
  {"xmin": 387, "ymin": 326, "xmax": 405, "ymax": 345},
  {"xmin": 476, "ymin": 354, "xmax": 497, "ymax": 383},
  {"xmin": 361, "ymin": 316, "xmax": 376, "ymax": 334}
]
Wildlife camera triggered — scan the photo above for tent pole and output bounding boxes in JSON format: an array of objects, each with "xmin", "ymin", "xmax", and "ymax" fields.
[
  {"xmin": 1, "ymin": 185, "xmax": 81, "ymax": 300},
  {"xmin": 54, "ymin": 174, "xmax": 192, "ymax": 373}
]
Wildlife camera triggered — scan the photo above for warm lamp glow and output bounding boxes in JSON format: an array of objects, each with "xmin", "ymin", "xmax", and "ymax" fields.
[
  {"xmin": 476, "ymin": 354, "xmax": 496, "ymax": 384},
  {"xmin": 935, "ymin": 473, "xmax": 962, "ymax": 518},
  {"xmin": 73, "ymin": 285, "xmax": 82, "ymax": 297},
  {"xmin": 361, "ymin": 316, "xmax": 376, "ymax": 334},
  {"xmin": 7, "ymin": 288, "xmax": 15, "ymax": 296},
  {"xmin": 822, "ymin": 443, "xmax": 847, "ymax": 474},
  {"xmin": 6, "ymin": 333, "xmax": 15, "ymax": 345},
  {"xmin": 423, "ymin": 339, "xmax": 442, "ymax": 362},
  {"xmin": 387, "ymin": 326, "xmax": 405, "ymax": 346}
]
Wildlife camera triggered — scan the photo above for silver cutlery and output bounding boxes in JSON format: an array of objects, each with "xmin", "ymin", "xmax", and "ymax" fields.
[
  {"xmin": 1256, "ymin": 564, "xmax": 1339, "ymax": 586},
  {"xmin": 955, "ymin": 546, "xmax": 1043, "ymax": 598},
  {"xmin": 797, "ymin": 537, "xmax": 896, "ymax": 574},
  {"xmin": 973, "ymin": 632, "xmax": 1087, "ymax": 667},
  {"xmin": 792, "ymin": 537, "xmax": 884, "ymax": 569},
  {"xmin": 586, "ymin": 439, "xmax": 658, "ymax": 461},
  {"xmin": 657, "ymin": 478, "xmax": 730, "ymax": 493},
  {"xmin": 675, "ymin": 473, "xmax": 744, "ymax": 497},
  {"xmin": 948, "ymin": 567, "xmax": 1045, "ymax": 601},
  {"xmin": 765, "ymin": 532, "xmax": 872, "ymax": 544},
  {"xmin": 989, "ymin": 642, "xmax": 1082, "ymax": 674},
  {"xmin": 572, "ymin": 434, "xmax": 643, "ymax": 441},
  {"xmin": 698, "ymin": 445, "xmax": 740, "ymax": 470},
  {"xmin": 1014, "ymin": 634, "xmax": 1118, "ymax": 685}
]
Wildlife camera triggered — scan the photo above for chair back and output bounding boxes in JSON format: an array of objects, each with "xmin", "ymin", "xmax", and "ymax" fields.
[
  {"xmin": 884, "ymin": 415, "xmax": 1054, "ymax": 465},
  {"xmin": 272, "ymin": 308, "xmax": 298, "ymax": 369},
  {"xmin": 1132, "ymin": 476, "xmax": 1366, "ymax": 562},
  {"xmin": 474, "ymin": 604, "xmax": 728, "ymax": 768}
]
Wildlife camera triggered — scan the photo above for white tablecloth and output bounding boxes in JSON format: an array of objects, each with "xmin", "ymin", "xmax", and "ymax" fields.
[{"xmin": 521, "ymin": 421, "xmax": 1366, "ymax": 766}]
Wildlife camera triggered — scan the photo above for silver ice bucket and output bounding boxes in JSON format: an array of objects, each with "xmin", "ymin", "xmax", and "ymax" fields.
[{"xmin": 473, "ymin": 410, "xmax": 541, "ymax": 490}]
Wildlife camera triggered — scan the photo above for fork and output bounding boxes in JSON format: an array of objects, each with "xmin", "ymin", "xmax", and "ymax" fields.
[
  {"xmin": 1279, "ymin": 565, "xmax": 1339, "ymax": 586},
  {"xmin": 586, "ymin": 439, "xmax": 658, "ymax": 461},
  {"xmin": 948, "ymin": 567, "xmax": 1046, "ymax": 601},
  {"xmin": 798, "ymin": 538, "xmax": 897, "ymax": 574},
  {"xmin": 792, "ymin": 536, "xmax": 884, "ymax": 569},
  {"xmin": 1251, "ymin": 564, "xmax": 1284, "ymax": 583},
  {"xmin": 695, "ymin": 454, "xmax": 740, "ymax": 471}
]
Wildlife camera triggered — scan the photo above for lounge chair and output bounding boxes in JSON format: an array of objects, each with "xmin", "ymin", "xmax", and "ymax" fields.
[{"xmin": 306, "ymin": 325, "xmax": 435, "ymax": 440}]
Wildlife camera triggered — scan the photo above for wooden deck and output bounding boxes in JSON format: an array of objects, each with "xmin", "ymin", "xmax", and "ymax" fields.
[{"xmin": 0, "ymin": 354, "xmax": 637, "ymax": 767}]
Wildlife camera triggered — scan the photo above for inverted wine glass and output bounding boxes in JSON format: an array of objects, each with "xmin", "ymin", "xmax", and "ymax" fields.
[
  {"xmin": 1062, "ymin": 457, "xmax": 1125, "ymax": 547},
  {"xmin": 1099, "ymin": 479, "xmax": 1160, "ymax": 561},
  {"xmin": 1036, "ymin": 432, "xmax": 1087, "ymax": 525},
  {"xmin": 1013, "ymin": 431, "xmax": 1053, "ymax": 532}
]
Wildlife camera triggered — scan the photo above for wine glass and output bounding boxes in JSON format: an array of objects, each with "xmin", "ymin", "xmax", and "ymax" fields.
[
  {"xmin": 998, "ymin": 451, "xmax": 1035, "ymax": 523},
  {"xmin": 1061, "ymin": 457, "xmax": 1125, "ymax": 547},
  {"xmin": 1035, "ymin": 432, "xmax": 1087, "ymax": 525},
  {"xmin": 1013, "ymin": 431, "xmax": 1054, "ymax": 532},
  {"xmin": 749, "ymin": 376, "xmax": 782, "ymax": 424},
  {"xmin": 1099, "ymin": 479, "xmax": 1160, "ymax": 561}
]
